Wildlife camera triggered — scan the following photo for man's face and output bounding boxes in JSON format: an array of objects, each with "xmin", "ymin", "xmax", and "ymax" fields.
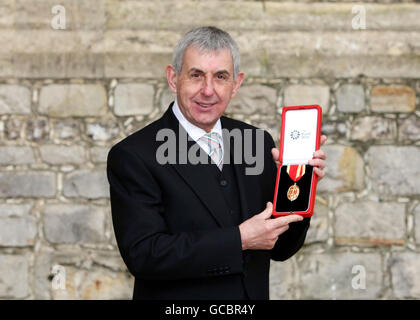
[{"xmin": 166, "ymin": 46, "xmax": 244, "ymax": 132}]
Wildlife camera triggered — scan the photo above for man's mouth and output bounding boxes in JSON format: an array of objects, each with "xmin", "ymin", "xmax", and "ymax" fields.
[{"xmin": 196, "ymin": 102, "xmax": 216, "ymax": 108}]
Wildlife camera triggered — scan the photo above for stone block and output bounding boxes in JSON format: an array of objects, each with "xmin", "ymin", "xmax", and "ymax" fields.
[
  {"xmin": 350, "ymin": 116, "xmax": 396, "ymax": 141},
  {"xmin": 52, "ymin": 120, "xmax": 80, "ymax": 140},
  {"xmin": 336, "ymin": 84, "xmax": 365, "ymax": 113},
  {"xmin": 229, "ymin": 84, "xmax": 277, "ymax": 115},
  {"xmin": 300, "ymin": 252, "xmax": 382, "ymax": 299},
  {"xmin": 114, "ymin": 83, "xmax": 155, "ymax": 116},
  {"xmin": 390, "ymin": 252, "xmax": 420, "ymax": 299},
  {"xmin": 269, "ymin": 258, "xmax": 298, "ymax": 300},
  {"xmin": 0, "ymin": 254, "xmax": 29, "ymax": 298},
  {"xmin": 413, "ymin": 204, "xmax": 420, "ymax": 245},
  {"xmin": 90, "ymin": 146, "xmax": 110, "ymax": 164},
  {"xmin": 43, "ymin": 204, "xmax": 106, "ymax": 244},
  {"xmin": 39, "ymin": 84, "xmax": 107, "ymax": 117},
  {"xmin": 317, "ymin": 145, "xmax": 364, "ymax": 192},
  {"xmin": 370, "ymin": 86, "xmax": 416, "ymax": 113},
  {"xmin": 34, "ymin": 249, "xmax": 132, "ymax": 299},
  {"xmin": 0, "ymin": 85, "xmax": 32, "ymax": 115},
  {"xmin": 0, "ymin": 146, "xmax": 35, "ymax": 165},
  {"xmin": 367, "ymin": 146, "xmax": 420, "ymax": 196},
  {"xmin": 63, "ymin": 170, "xmax": 109, "ymax": 199},
  {"xmin": 25, "ymin": 118, "xmax": 50, "ymax": 142},
  {"xmin": 39, "ymin": 145, "xmax": 86, "ymax": 165},
  {"xmin": 306, "ymin": 200, "xmax": 329, "ymax": 244},
  {"xmin": 398, "ymin": 116, "xmax": 420, "ymax": 141},
  {"xmin": 86, "ymin": 121, "xmax": 119, "ymax": 141},
  {"xmin": 0, "ymin": 204, "xmax": 37, "ymax": 247},
  {"xmin": 0, "ymin": 172, "xmax": 56, "ymax": 198},
  {"xmin": 284, "ymin": 85, "xmax": 330, "ymax": 113},
  {"xmin": 335, "ymin": 201, "xmax": 405, "ymax": 245}
]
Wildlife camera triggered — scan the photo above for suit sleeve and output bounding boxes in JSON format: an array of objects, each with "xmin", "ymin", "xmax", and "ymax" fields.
[
  {"xmin": 262, "ymin": 131, "xmax": 311, "ymax": 262},
  {"xmin": 107, "ymin": 144, "xmax": 244, "ymax": 281}
]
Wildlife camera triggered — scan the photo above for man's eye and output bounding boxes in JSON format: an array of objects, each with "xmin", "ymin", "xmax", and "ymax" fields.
[
  {"xmin": 216, "ymin": 74, "xmax": 227, "ymax": 80},
  {"xmin": 191, "ymin": 73, "xmax": 201, "ymax": 78}
]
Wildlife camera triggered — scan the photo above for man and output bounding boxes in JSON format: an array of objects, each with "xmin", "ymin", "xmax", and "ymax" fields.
[{"xmin": 107, "ymin": 26, "xmax": 326, "ymax": 300}]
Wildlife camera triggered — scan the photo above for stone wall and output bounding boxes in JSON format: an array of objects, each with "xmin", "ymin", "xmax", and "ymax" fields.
[{"xmin": 0, "ymin": 0, "xmax": 419, "ymax": 299}]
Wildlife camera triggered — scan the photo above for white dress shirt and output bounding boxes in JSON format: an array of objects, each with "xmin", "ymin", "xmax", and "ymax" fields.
[{"xmin": 172, "ymin": 99, "xmax": 224, "ymax": 157}]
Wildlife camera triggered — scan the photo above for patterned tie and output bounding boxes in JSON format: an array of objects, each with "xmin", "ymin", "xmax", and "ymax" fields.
[{"xmin": 200, "ymin": 132, "xmax": 223, "ymax": 170}]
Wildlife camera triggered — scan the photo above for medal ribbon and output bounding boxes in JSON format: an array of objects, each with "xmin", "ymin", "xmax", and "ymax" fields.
[{"xmin": 286, "ymin": 164, "xmax": 306, "ymax": 183}]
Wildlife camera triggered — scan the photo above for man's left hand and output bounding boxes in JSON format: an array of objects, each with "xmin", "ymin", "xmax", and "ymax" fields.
[{"xmin": 271, "ymin": 135, "xmax": 327, "ymax": 181}]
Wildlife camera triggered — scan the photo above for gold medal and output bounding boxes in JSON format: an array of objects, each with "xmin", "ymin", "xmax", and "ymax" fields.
[
  {"xmin": 286, "ymin": 164, "xmax": 306, "ymax": 202},
  {"xmin": 287, "ymin": 183, "xmax": 300, "ymax": 201}
]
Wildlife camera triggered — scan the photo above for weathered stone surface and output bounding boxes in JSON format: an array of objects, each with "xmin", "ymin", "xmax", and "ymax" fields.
[
  {"xmin": 51, "ymin": 266, "xmax": 133, "ymax": 300},
  {"xmin": 15, "ymin": 0, "xmax": 105, "ymax": 30},
  {"xmin": 270, "ymin": 258, "xmax": 298, "ymax": 299},
  {"xmin": 39, "ymin": 145, "xmax": 86, "ymax": 165},
  {"xmin": 284, "ymin": 85, "xmax": 330, "ymax": 112},
  {"xmin": 0, "ymin": 85, "xmax": 32, "ymax": 114},
  {"xmin": 398, "ymin": 116, "xmax": 420, "ymax": 141},
  {"xmin": 350, "ymin": 116, "xmax": 396, "ymax": 141},
  {"xmin": 86, "ymin": 121, "xmax": 119, "ymax": 141},
  {"xmin": 229, "ymin": 85, "xmax": 276, "ymax": 115},
  {"xmin": 63, "ymin": 170, "xmax": 109, "ymax": 199},
  {"xmin": 300, "ymin": 252, "xmax": 382, "ymax": 299},
  {"xmin": 160, "ymin": 87, "xmax": 176, "ymax": 111},
  {"xmin": 0, "ymin": 172, "xmax": 56, "ymax": 198},
  {"xmin": 52, "ymin": 120, "xmax": 80, "ymax": 140},
  {"xmin": 370, "ymin": 85, "xmax": 416, "ymax": 113},
  {"xmin": 25, "ymin": 118, "xmax": 49, "ymax": 141},
  {"xmin": 43, "ymin": 204, "xmax": 106, "ymax": 244},
  {"xmin": 335, "ymin": 201, "xmax": 405, "ymax": 245},
  {"xmin": 39, "ymin": 84, "xmax": 107, "ymax": 117},
  {"xmin": 5, "ymin": 117, "xmax": 24, "ymax": 140},
  {"xmin": 114, "ymin": 83, "xmax": 155, "ymax": 116},
  {"xmin": 106, "ymin": 2, "xmax": 420, "ymax": 32},
  {"xmin": 34, "ymin": 249, "xmax": 132, "ymax": 299},
  {"xmin": 90, "ymin": 146, "xmax": 110, "ymax": 164},
  {"xmin": 0, "ymin": 204, "xmax": 37, "ymax": 247},
  {"xmin": 0, "ymin": 254, "xmax": 29, "ymax": 298},
  {"xmin": 317, "ymin": 145, "xmax": 364, "ymax": 192},
  {"xmin": 367, "ymin": 146, "xmax": 420, "ymax": 196},
  {"xmin": 0, "ymin": 146, "xmax": 35, "ymax": 165},
  {"xmin": 336, "ymin": 84, "xmax": 365, "ymax": 113},
  {"xmin": 390, "ymin": 252, "xmax": 420, "ymax": 299},
  {"xmin": 306, "ymin": 200, "xmax": 329, "ymax": 244},
  {"xmin": 413, "ymin": 204, "xmax": 420, "ymax": 246},
  {"xmin": 321, "ymin": 120, "xmax": 347, "ymax": 139}
]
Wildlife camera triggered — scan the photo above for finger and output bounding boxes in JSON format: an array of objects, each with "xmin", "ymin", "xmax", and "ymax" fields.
[
  {"xmin": 274, "ymin": 225, "xmax": 290, "ymax": 236},
  {"xmin": 271, "ymin": 214, "xmax": 303, "ymax": 227},
  {"xmin": 312, "ymin": 149, "xmax": 326, "ymax": 160},
  {"xmin": 320, "ymin": 135, "xmax": 327, "ymax": 146},
  {"xmin": 271, "ymin": 148, "xmax": 280, "ymax": 164},
  {"xmin": 308, "ymin": 158, "xmax": 325, "ymax": 169},
  {"xmin": 313, "ymin": 166, "xmax": 325, "ymax": 179}
]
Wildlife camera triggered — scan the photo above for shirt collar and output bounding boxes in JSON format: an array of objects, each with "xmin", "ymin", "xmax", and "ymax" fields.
[{"xmin": 172, "ymin": 98, "xmax": 223, "ymax": 142}]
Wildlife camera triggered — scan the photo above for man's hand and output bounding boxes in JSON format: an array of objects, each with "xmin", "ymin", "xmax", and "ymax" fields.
[
  {"xmin": 238, "ymin": 202, "xmax": 303, "ymax": 250},
  {"xmin": 271, "ymin": 135, "xmax": 327, "ymax": 181}
]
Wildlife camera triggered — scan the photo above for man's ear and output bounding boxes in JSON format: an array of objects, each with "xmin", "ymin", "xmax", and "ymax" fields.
[
  {"xmin": 166, "ymin": 65, "xmax": 178, "ymax": 94},
  {"xmin": 231, "ymin": 72, "xmax": 245, "ymax": 98}
]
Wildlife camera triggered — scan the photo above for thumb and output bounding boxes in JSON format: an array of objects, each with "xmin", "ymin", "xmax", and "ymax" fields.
[{"xmin": 260, "ymin": 202, "xmax": 273, "ymax": 219}]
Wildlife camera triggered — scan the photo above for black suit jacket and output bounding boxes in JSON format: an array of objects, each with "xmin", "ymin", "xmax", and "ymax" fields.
[{"xmin": 107, "ymin": 103, "xmax": 310, "ymax": 300}]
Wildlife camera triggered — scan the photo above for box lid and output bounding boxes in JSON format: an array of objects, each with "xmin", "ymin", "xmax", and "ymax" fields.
[{"xmin": 280, "ymin": 105, "xmax": 322, "ymax": 165}]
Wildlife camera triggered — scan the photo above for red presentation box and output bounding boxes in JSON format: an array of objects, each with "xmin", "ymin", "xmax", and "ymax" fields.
[{"xmin": 272, "ymin": 105, "xmax": 322, "ymax": 218}]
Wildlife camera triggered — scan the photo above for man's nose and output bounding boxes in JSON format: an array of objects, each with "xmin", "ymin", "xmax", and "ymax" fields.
[{"xmin": 201, "ymin": 76, "xmax": 215, "ymax": 96}]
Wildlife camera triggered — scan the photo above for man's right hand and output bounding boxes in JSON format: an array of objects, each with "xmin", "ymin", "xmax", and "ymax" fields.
[{"xmin": 238, "ymin": 202, "xmax": 303, "ymax": 251}]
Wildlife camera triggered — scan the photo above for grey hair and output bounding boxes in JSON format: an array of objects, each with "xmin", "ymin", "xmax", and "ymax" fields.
[{"xmin": 172, "ymin": 26, "xmax": 241, "ymax": 79}]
